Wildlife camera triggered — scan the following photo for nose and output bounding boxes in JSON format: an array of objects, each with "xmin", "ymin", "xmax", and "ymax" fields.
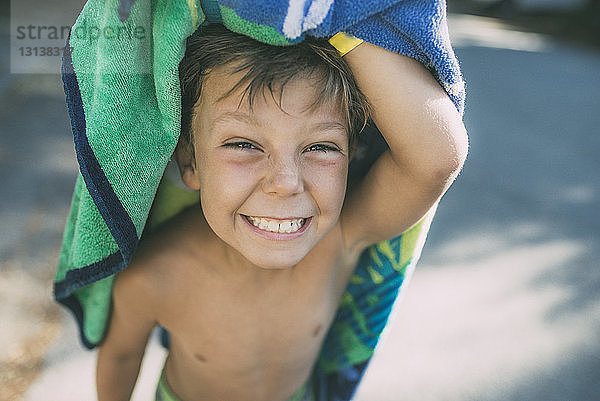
[{"xmin": 261, "ymin": 155, "xmax": 304, "ymax": 197}]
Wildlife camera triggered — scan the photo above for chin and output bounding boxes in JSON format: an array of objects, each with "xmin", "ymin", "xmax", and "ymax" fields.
[{"xmin": 246, "ymin": 252, "xmax": 307, "ymax": 270}]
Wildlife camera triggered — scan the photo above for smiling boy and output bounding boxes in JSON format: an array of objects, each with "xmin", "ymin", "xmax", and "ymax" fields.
[{"xmin": 96, "ymin": 24, "xmax": 467, "ymax": 401}]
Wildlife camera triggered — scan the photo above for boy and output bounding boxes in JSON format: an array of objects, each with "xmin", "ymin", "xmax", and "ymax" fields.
[{"xmin": 96, "ymin": 24, "xmax": 467, "ymax": 401}]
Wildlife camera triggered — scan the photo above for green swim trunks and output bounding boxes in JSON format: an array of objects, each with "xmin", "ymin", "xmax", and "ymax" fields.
[{"xmin": 155, "ymin": 369, "xmax": 315, "ymax": 401}]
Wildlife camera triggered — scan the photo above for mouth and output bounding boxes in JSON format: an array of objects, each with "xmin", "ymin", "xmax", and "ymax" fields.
[{"xmin": 242, "ymin": 215, "xmax": 310, "ymax": 234}]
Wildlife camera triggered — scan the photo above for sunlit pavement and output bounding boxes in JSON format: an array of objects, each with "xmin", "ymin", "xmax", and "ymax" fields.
[
  {"xmin": 2, "ymin": 13, "xmax": 598, "ymax": 401},
  {"xmin": 354, "ymin": 15, "xmax": 600, "ymax": 401}
]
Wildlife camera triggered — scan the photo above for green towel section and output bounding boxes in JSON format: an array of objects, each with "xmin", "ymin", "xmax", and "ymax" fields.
[{"xmin": 56, "ymin": 0, "xmax": 202, "ymax": 346}]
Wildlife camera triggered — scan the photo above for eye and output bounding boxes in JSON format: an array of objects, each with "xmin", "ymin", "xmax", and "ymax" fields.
[
  {"xmin": 223, "ymin": 141, "xmax": 261, "ymax": 151},
  {"xmin": 305, "ymin": 143, "xmax": 340, "ymax": 153}
]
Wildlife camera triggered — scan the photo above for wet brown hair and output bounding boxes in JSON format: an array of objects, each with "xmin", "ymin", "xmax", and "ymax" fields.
[{"xmin": 178, "ymin": 24, "xmax": 370, "ymax": 158}]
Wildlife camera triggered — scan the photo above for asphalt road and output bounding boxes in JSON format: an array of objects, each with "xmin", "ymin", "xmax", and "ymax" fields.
[
  {"xmin": 1, "ymin": 13, "xmax": 598, "ymax": 401},
  {"xmin": 354, "ymin": 17, "xmax": 600, "ymax": 401}
]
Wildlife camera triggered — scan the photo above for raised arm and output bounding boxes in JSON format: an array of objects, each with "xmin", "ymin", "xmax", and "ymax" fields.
[
  {"xmin": 96, "ymin": 265, "xmax": 157, "ymax": 401},
  {"xmin": 340, "ymin": 42, "xmax": 468, "ymax": 252}
]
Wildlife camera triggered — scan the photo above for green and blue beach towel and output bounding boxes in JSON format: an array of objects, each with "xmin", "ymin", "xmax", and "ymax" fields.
[{"xmin": 55, "ymin": 1, "xmax": 464, "ymax": 399}]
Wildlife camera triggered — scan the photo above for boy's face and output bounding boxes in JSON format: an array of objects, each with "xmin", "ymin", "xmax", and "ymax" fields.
[{"xmin": 179, "ymin": 66, "xmax": 349, "ymax": 269}]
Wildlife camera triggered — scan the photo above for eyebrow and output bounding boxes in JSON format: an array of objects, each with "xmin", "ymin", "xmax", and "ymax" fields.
[
  {"xmin": 211, "ymin": 111, "xmax": 262, "ymax": 130},
  {"xmin": 310, "ymin": 121, "xmax": 346, "ymax": 136}
]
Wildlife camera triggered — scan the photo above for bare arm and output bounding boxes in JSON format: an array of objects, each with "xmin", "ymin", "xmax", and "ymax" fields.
[
  {"xmin": 340, "ymin": 42, "xmax": 468, "ymax": 252},
  {"xmin": 96, "ymin": 265, "xmax": 157, "ymax": 401}
]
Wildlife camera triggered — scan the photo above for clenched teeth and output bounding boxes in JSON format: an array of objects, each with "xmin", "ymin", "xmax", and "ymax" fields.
[{"xmin": 246, "ymin": 216, "xmax": 306, "ymax": 233}]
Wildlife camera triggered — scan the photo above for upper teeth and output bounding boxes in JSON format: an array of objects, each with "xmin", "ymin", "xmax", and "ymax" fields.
[{"xmin": 246, "ymin": 216, "xmax": 306, "ymax": 233}]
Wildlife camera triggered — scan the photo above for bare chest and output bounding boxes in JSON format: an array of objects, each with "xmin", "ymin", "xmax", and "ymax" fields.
[
  {"xmin": 171, "ymin": 281, "xmax": 336, "ymax": 367},
  {"xmin": 158, "ymin": 245, "xmax": 357, "ymax": 400}
]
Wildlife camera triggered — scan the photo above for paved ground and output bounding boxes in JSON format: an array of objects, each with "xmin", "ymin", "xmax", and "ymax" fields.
[{"xmin": 1, "ymin": 12, "xmax": 599, "ymax": 401}]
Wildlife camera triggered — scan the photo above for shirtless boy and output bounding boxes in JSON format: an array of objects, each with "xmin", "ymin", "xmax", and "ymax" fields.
[{"xmin": 96, "ymin": 24, "xmax": 468, "ymax": 401}]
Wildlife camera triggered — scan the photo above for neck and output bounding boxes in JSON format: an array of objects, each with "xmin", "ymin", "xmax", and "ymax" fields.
[{"xmin": 211, "ymin": 230, "xmax": 297, "ymax": 286}]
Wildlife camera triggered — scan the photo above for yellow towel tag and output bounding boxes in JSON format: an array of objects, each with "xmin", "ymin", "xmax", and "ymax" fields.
[{"xmin": 328, "ymin": 32, "xmax": 363, "ymax": 56}]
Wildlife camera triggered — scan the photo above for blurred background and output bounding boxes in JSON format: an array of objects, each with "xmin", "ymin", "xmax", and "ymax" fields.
[{"xmin": 1, "ymin": 0, "xmax": 599, "ymax": 400}]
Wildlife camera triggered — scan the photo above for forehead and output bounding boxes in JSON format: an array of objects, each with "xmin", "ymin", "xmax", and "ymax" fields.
[{"xmin": 196, "ymin": 65, "xmax": 344, "ymax": 127}]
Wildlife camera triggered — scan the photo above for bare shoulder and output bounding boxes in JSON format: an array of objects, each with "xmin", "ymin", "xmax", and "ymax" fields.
[{"xmin": 116, "ymin": 206, "xmax": 211, "ymax": 309}]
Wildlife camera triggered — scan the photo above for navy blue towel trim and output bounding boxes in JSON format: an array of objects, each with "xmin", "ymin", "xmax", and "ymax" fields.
[
  {"xmin": 61, "ymin": 35, "xmax": 139, "ymax": 276},
  {"xmin": 54, "ymin": 251, "xmax": 125, "ymax": 299},
  {"xmin": 57, "ymin": 294, "xmax": 98, "ymax": 349},
  {"xmin": 54, "ymin": 251, "xmax": 126, "ymax": 349}
]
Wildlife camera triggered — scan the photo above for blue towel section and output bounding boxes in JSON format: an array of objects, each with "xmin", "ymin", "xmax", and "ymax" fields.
[
  {"xmin": 217, "ymin": 0, "xmax": 465, "ymax": 113},
  {"xmin": 220, "ymin": 0, "xmax": 292, "ymax": 31},
  {"xmin": 118, "ymin": 0, "xmax": 464, "ymax": 112}
]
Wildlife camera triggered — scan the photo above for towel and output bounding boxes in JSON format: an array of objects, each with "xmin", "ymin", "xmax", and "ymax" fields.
[{"xmin": 55, "ymin": 1, "xmax": 464, "ymax": 399}]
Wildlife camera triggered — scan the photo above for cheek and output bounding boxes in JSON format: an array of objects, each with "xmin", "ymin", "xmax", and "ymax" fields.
[
  {"xmin": 304, "ymin": 160, "xmax": 348, "ymax": 212},
  {"xmin": 199, "ymin": 155, "xmax": 262, "ymax": 209}
]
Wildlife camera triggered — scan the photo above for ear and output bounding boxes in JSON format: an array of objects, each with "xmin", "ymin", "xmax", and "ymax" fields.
[{"xmin": 174, "ymin": 140, "xmax": 201, "ymax": 191}]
